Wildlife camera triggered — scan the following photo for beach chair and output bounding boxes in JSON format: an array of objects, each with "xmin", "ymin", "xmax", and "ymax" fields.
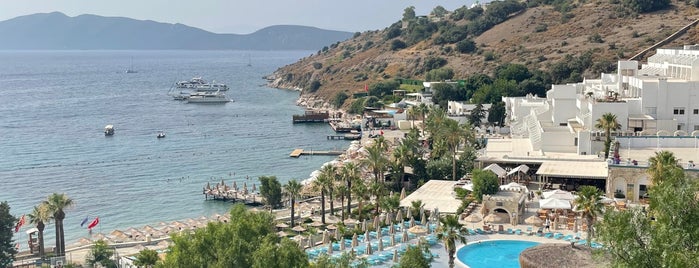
[
  {"xmin": 562, "ymin": 234, "xmax": 574, "ymax": 241},
  {"xmin": 506, "ymin": 228, "xmax": 514, "ymax": 234},
  {"xmin": 498, "ymin": 225, "xmax": 505, "ymax": 234},
  {"xmin": 475, "ymin": 228, "xmax": 485, "ymax": 235},
  {"xmin": 526, "ymin": 226, "xmax": 533, "ymax": 236},
  {"xmin": 544, "ymin": 232, "xmax": 554, "ymax": 239},
  {"xmin": 536, "ymin": 227, "xmax": 544, "ymax": 237},
  {"xmin": 553, "ymin": 233, "xmax": 564, "ymax": 239},
  {"xmin": 515, "ymin": 229, "xmax": 522, "ymax": 235}
]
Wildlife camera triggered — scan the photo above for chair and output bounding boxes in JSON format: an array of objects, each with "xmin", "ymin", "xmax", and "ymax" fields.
[
  {"xmin": 506, "ymin": 228, "xmax": 514, "ymax": 234},
  {"xmin": 526, "ymin": 226, "xmax": 533, "ymax": 236},
  {"xmin": 553, "ymin": 233, "xmax": 564, "ymax": 239},
  {"xmin": 498, "ymin": 225, "xmax": 505, "ymax": 234},
  {"xmin": 514, "ymin": 229, "xmax": 522, "ymax": 235},
  {"xmin": 536, "ymin": 227, "xmax": 544, "ymax": 237},
  {"xmin": 544, "ymin": 232, "xmax": 554, "ymax": 239}
]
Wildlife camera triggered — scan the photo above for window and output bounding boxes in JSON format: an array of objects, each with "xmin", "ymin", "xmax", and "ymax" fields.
[
  {"xmin": 645, "ymin": 107, "xmax": 657, "ymax": 116},
  {"xmin": 678, "ymin": 123, "xmax": 684, "ymax": 131},
  {"xmin": 674, "ymin": 108, "xmax": 685, "ymax": 115},
  {"xmin": 694, "ymin": 125, "xmax": 699, "ymax": 131},
  {"xmin": 694, "ymin": 109, "xmax": 698, "ymax": 115}
]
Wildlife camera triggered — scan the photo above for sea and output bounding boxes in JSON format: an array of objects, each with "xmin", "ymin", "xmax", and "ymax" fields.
[{"xmin": 0, "ymin": 50, "xmax": 348, "ymax": 248}]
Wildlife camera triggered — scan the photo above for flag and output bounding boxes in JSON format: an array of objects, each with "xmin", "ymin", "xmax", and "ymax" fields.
[
  {"xmin": 364, "ymin": 84, "xmax": 368, "ymax": 92},
  {"xmin": 14, "ymin": 214, "xmax": 25, "ymax": 233},
  {"xmin": 80, "ymin": 217, "xmax": 89, "ymax": 227},
  {"xmin": 87, "ymin": 217, "xmax": 99, "ymax": 229}
]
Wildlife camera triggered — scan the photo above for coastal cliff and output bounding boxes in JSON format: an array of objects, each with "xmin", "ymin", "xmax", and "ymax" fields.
[{"xmin": 268, "ymin": 0, "xmax": 699, "ymax": 107}]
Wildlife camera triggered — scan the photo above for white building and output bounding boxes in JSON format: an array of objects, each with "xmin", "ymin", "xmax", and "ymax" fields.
[{"xmin": 503, "ymin": 45, "xmax": 699, "ymax": 156}]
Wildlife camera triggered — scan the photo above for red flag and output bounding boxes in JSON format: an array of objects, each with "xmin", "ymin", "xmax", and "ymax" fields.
[
  {"xmin": 87, "ymin": 217, "xmax": 100, "ymax": 229},
  {"xmin": 14, "ymin": 214, "xmax": 25, "ymax": 233},
  {"xmin": 364, "ymin": 84, "xmax": 368, "ymax": 92}
]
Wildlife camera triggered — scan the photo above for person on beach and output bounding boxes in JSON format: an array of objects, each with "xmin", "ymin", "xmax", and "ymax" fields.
[{"xmin": 544, "ymin": 218, "xmax": 551, "ymax": 232}]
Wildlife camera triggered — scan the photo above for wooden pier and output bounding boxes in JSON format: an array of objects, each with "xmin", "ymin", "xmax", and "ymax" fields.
[
  {"xmin": 203, "ymin": 181, "xmax": 263, "ymax": 205},
  {"xmin": 327, "ymin": 134, "xmax": 361, "ymax": 140},
  {"xmin": 289, "ymin": 149, "xmax": 344, "ymax": 158}
]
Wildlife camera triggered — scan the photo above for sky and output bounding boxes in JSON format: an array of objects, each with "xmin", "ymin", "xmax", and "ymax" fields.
[{"xmin": 0, "ymin": 0, "xmax": 478, "ymax": 34}]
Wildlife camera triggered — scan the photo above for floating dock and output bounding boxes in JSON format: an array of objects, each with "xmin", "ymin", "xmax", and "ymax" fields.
[
  {"xmin": 289, "ymin": 149, "xmax": 344, "ymax": 158},
  {"xmin": 327, "ymin": 134, "xmax": 361, "ymax": 140}
]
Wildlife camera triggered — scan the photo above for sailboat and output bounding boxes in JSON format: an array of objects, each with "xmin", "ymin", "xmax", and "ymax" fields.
[
  {"xmin": 126, "ymin": 57, "xmax": 138, "ymax": 73},
  {"xmin": 247, "ymin": 54, "xmax": 252, "ymax": 67}
]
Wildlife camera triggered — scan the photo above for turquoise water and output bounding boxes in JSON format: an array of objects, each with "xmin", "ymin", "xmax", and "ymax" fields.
[
  {"xmin": 457, "ymin": 240, "xmax": 539, "ymax": 268},
  {"xmin": 0, "ymin": 50, "xmax": 348, "ymax": 247}
]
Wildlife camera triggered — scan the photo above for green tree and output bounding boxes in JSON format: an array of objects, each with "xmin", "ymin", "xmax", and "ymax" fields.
[
  {"xmin": 647, "ymin": 150, "xmax": 682, "ymax": 186},
  {"xmin": 351, "ymin": 178, "xmax": 369, "ymax": 220},
  {"xmin": 409, "ymin": 200, "xmax": 425, "ymax": 221},
  {"xmin": 596, "ymin": 166, "xmax": 699, "ymax": 267},
  {"xmin": 434, "ymin": 118, "xmax": 474, "ymax": 180},
  {"xmin": 573, "ymin": 186, "xmax": 603, "ymax": 247},
  {"xmin": 0, "ymin": 201, "xmax": 18, "ymax": 267},
  {"xmin": 252, "ymin": 236, "xmax": 309, "ymax": 268},
  {"xmin": 431, "ymin": 5, "xmax": 448, "ymax": 17},
  {"xmin": 468, "ymin": 104, "xmax": 485, "ymax": 127},
  {"xmin": 133, "ymin": 248, "xmax": 159, "ymax": 268},
  {"xmin": 595, "ymin": 113, "xmax": 621, "ymax": 159},
  {"xmin": 436, "ymin": 214, "xmax": 467, "ymax": 268},
  {"xmin": 333, "ymin": 92, "xmax": 349, "ymax": 108},
  {"xmin": 86, "ymin": 240, "xmax": 116, "ymax": 268},
  {"xmin": 361, "ymin": 143, "xmax": 389, "ymax": 183},
  {"xmin": 391, "ymin": 39, "xmax": 407, "ymax": 51},
  {"xmin": 471, "ymin": 169, "xmax": 499, "ymax": 202},
  {"xmin": 456, "ymin": 39, "xmax": 476, "ymax": 53},
  {"xmin": 308, "ymin": 80, "xmax": 321, "ymax": 93},
  {"xmin": 314, "ymin": 165, "xmax": 334, "ymax": 224},
  {"xmin": 487, "ymin": 102, "xmax": 506, "ymax": 126},
  {"xmin": 160, "ymin": 204, "xmax": 277, "ymax": 267},
  {"xmin": 425, "ymin": 68, "xmax": 455, "ymax": 82},
  {"xmin": 402, "ymin": 6, "xmax": 416, "ymax": 22},
  {"xmin": 495, "ymin": 63, "xmax": 532, "ymax": 83},
  {"xmin": 284, "ymin": 179, "xmax": 303, "ymax": 227},
  {"xmin": 259, "ymin": 176, "xmax": 283, "ymax": 209},
  {"xmin": 27, "ymin": 203, "xmax": 52, "ymax": 259},
  {"xmin": 45, "ymin": 193, "xmax": 74, "ymax": 257},
  {"xmin": 399, "ymin": 245, "xmax": 431, "ymax": 268}
]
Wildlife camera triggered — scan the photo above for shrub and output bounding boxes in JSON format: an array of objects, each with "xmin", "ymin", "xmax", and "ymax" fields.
[
  {"xmin": 534, "ymin": 23, "xmax": 548, "ymax": 32},
  {"xmin": 308, "ymin": 80, "xmax": 321, "ymax": 93},
  {"xmin": 333, "ymin": 92, "xmax": 349, "ymax": 108},
  {"xmin": 390, "ymin": 39, "xmax": 407, "ymax": 51},
  {"xmin": 588, "ymin": 33, "xmax": 604, "ymax": 43},
  {"xmin": 456, "ymin": 39, "xmax": 477, "ymax": 53},
  {"xmin": 312, "ymin": 62, "xmax": 322, "ymax": 70}
]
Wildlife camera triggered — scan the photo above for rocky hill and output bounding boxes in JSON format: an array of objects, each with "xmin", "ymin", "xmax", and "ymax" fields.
[{"xmin": 267, "ymin": 0, "xmax": 699, "ymax": 105}]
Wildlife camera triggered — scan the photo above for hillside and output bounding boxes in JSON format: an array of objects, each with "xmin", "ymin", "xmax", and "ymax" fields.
[
  {"xmin": 267, "ymin": 0, "xmax": 699, "ymax": 105},
  {"xmin": 0, "ymin": 12, "xmax": 353, "ymax": 50}
]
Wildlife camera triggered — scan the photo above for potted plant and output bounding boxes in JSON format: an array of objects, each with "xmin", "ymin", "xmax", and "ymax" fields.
[{"xmin": 614, "ymin": 189, "xmax": 626, "ymax": 201}]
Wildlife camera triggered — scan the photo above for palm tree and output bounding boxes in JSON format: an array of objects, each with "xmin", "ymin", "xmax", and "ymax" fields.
[
  {"xmin": 312, "ymin": 173, "xmax": 329, "ymax": 224},
  {"xmin": 44, "ymin": 193, "xmax": 74, "ymax": 257},
  {"xmin": 647, "ymin": 150, "xmax": 682, "ymax": 186},
  {"xmin": 26, "ymin": 203, "xmax": 52, "ymax": 259},
  {"xmin": 369, "ymin": 181, "xmax": 387, "ymax": 215},
  {"xmin": 351, "ymin": 179, "xmax": 368, "ymax": 220},
  {"xmin": 414, "ymin": 103, "xmax": 430, "ymax": 137},
  {"xmin": 341, "ymin": 162, "xmax": 360, "ymax": 218},
  {"xmin": 595, "ymin": 113, "xmax": 621, "ymax": 159},
  {"xmin": 133, "ymin": 248, "xmax": 159, "ymax": 268},
  {"xmin": 362, "ymin": 144, "xmax": 389, "ymax": 183},
  {"xmin": 392, "ymin": 142, "xmax": 412, "ymax": 189},
  {"xmin": 436, "ymin": 214, "xmax": 467, "ymax": 268},
  {"xmin": 441, "ymin": 119, "xmax": 474, "ymax": 180},
  {"xmin": 336, "ymin": 184, "xmax": 348, "ymax": 221},
  {"xmin": 410, "ymin": 200, "xmax": 424, "ymax": 221},
  {"xmin": 284, "ymin": 180, "xmax": 303, "ymax": 227},
  {"xmin": 320, "ymin": 164, "xmax": 338, "ymax": 216},
  {"xmin": 573, "ymin": 186, "xmax": 603, "ymax": 247}
]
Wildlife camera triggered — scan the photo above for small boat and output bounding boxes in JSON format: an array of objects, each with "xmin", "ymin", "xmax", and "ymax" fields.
[
  {"xmin": 125, "ymin": 57, "xmax": 137, "ymax": 73},
  {"xmin": 176, "ymin": 77, "xmax": 228, "ymax": 91},
  {"xmin": 104, "ymin": 125, "xmax": 114, "ymax": 136},
  {"xmin": 186, "ymin": 90, "xmax": 231, "ymax": 104},
  {"xmin": 157, "ymin": 132, "xmax": 166, "ymax": 139}
]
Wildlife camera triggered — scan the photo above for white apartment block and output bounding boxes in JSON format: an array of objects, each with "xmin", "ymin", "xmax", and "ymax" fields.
[{"xmin": 503, "ymin": 45, "xmax": 699, "ymax": 156}]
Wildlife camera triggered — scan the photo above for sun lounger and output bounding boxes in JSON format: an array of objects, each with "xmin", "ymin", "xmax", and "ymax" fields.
[
  {"xmin": 526, "ymin": 226, "xmax": 533, "ymax": 236},
  {"xmin": 498, "ymin": 225, "xmax": 505, "ymax": 234},
  {"xmin": 475, "ymin": 228, "xmax": 485, "ymax": 234},
  {"xmin": 562, "ymin": 234, "xmax": 574, "ymax": 241},
  {"xmin": 506, "ymin": 228, "xmax": 514, "ymax": 234},
  {"xmin": 515, "ymin": 229, "xmax": 522, "ymax": 235},
  {"xmin": 544, "ymin": 232, "xmax": 554, "ymax": 238},
  {"xmin": 553, "ymin": 233, "xmax": 564, "ymax": 239},
  {"xmin": 536, "ymin": 227, "xmax": 544, "ymax": 236}
]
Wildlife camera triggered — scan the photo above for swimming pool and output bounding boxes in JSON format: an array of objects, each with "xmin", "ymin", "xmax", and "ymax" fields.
[{"xmin": 456, "ymin": 240, "xmax": 540, "ymax": 268}]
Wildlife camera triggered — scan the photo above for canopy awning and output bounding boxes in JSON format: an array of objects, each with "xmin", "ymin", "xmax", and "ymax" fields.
[
  {"xmin": 535, "ymin": 161, "xmax": 608, "ymax": 179},
  {"xmin": 507, "ymin": 164, "xmax": 529, "ymax": 176},
  {"xmin": 539, "ymin": 198, "xmax": 572, "ymax": 209},
  {"xmin": 483, "ymin": 163, "xmax": 507, "ymax": 178}
]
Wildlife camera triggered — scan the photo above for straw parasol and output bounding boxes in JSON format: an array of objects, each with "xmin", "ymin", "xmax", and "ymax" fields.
[
  {"xmin": 362, "ymin": 220, "xmax": 368, "ymax": 232},
  {"xmin": 343, "ymin": 218, "xmax": 358, "ymax": 226},
  {"xmin": 326, "ymin": 224, "xmax": 337, "ymax": 230},
  {"xmin": 402, "ymin": 229, "xmax": 409, "ymax": 242},
  {"xmin": 389, "ymin": 224, "xmax": 395, "ymax": 234},
  {"xmin": 378, "ymin": 237, "xmax": 383, "ymax": 251},
  {"xmin": 420, "ymin": 212, "xmax": 427, "ymax": 226},
  {"xmin": 390, "ymin": 233, "xmax": 396, "ymax": 246},
  {"xmin": 393, "ymin": 249, "xmax": 399, "ymax": 262},
  {"xmin": 385, "ymin": 212, "xmax": 393, "ymax": 225},
  {"xmin": 409, "ymin": 218, "xmax": 416, "ymax": 227},
  {"xmin": 310, "ymin": 221, "xmax": 325, "ymax": 228},
  {"xmin": 322, "ymin": 230, "xmax": 330, "ymax": 245},
  {"xmin": 364, "ymin": 229, "xmax": 370, "ymax": 242},
  {"xmin": 464, "ymin": 214, "xmax": 482, "ymax": 223},
  {"xmin": 276, "ymin": 222, "xmax": 289, "ymax": 229},
  {"xmin": 525, "ymin": 215, "xmax": 544, "ymax": 226},
  {"xmin": 408, "ymin": 225, "xmax": 427, "ymax": 235},
  {"xmin": 340, "ymin": 239, "xmax": 346, "ymax": 251},
  {"xmin": 292, "ymin": 225, "xmax": 307, "ymax": 233},
  {"xmin": 373, "ymin": 215, "xmax": 380, "ymax": 230},
  {"xmin": 277, "ymin": 231, "xmax": 290, "ymax": 237},
  {"xmin": 335, "ymin": 229, "xmax": 341, "ymax": 241},
  {"xmin": 352, "ymin": 233, "xmax": 358, "ymax": 247},
  {"xmin": 519, "ymin": 243, "xmax": 609, "ymax": 268},
  {"xmin": 395, "ymin": 210, "xmax": 403, "ymax": 222},
  {"xmin": 307, "ymin": 236, "xmax": 314, "ymax": 248},
  {"xmin": 484, "ymin": 213, "xmax": 505, "ymax": 224},
  {"xmin": 365, "ymin": 241, "xmax": 372, "ymax": 255},
  {"xmin": 407, "ymin": 209, "xmax": 413, "ymax": 220},
  {"xmin": 400, "ymin": 187, "xmax": 406, "ymax": 200},
  {"xmin": 327, "ymin": 241, "xmax": 333, "ymax": 254}
]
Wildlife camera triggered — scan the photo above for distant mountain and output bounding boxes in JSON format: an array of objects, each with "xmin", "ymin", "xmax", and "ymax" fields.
[{"xmin": 0, "ymin": 12, "xmax": 354, "ymax": 50}]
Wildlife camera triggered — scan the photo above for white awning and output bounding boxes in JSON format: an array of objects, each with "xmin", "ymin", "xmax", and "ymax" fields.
[
  {"xmin": 535, "ymin": 161, "xmax": 608, "ymax": 179},
  {"xmin": 26, "ymin": 227, "xmax": 38, "ymax": 235},
  {"xmin": 539, "ymin": 198, "xmax": 572, "ymax": 209},
  {"xmin": 483, "ymin": 163, "xmax": 507, "ymax": 178},
  {"xmin": 507, "ymin": 164, "xmax": 529, "ymax": 176}
]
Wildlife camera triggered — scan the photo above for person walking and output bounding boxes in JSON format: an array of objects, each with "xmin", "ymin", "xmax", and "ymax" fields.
[{"xmin": 544, "ymin": 218, "xmax": 551, "ymax": 232}]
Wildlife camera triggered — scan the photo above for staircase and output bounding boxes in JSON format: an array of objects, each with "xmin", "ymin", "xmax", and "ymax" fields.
[{"xmin": 629, "ymin": 18, "xmax": 699, "ymax": 61}]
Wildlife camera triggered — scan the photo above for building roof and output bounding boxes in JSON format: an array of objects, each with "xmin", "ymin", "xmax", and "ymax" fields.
[
  {"xmin": 399, "ymin": 180, "xmax": 461, "ymax": 214},
  {"xmin": 536, "ymin": 161, "xmax": 608, "ymax": 179}
]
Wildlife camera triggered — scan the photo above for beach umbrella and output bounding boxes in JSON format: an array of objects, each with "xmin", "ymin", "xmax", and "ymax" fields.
[
  {"xmin": 311, "ymin": 221, "xmax": 325, "ymax": 228},
  {"xmin": 385, "ymin": 212, "xmax": 393, "ymax": 225},
  {"xmin": 365, "ymin": 229, "xmax": 370, "ymax": 242},
  {"xmin": 464, "ymin": 214, "xmax": 482, "ymax": 224},
  {"xmin": 407, "ymin": 209, "xmax": 412, "ymax": 220},
  {"xmin": 390, "ymin": 233, "xmax": 396, "ymax": 246},
  {"xmin": 542, "ymin": 189, "xmax": 576, "ymax": 200},
  {"xmin": 363, "ymin": 220, "xmax": 368, "ymax": 232},
  {"xmin": 400, "ymin": 187, "xmax": 406, "ymax": 200},
  {"xmin": 373, "ymin": 215, "xmax": 380, "ymax": 230},
  {"xmin": 277, "ymin": 231, "xmax": 289, "ymax": 237},
  {"xmin": 327, "ymin": 241, "xmax": 333, "ymax": 254},
  {"xmin": 276, "ymin": 222, "xmax": 289, "ymax": 229},
  {"xmin": 409, "ymin": 218, "xmax": 415, "ymax": 227},
  {"xmin": 343, "ymin": 218, "xmax": 358, "ymax": 226},
  {"xmin": 525, "ymin": 215, "xmax": 543, "ymax": 226},
  {"xmin": 335, "ymin": 229, "xmax": 341, "ymax": 241},
  {"xmin": 484, "ymin": 213, "xmax": 505, "ymax": 224},
  {"xmin": 401, "ymin": 219, "xmax": 406, "ymax": 230},
  {"xmin": 340, "ymin": 239, "xmax": 346, "ymax": 251},
  {"xmin": 393, "ymin": 249, "xmax": 399, "ymax": 262},
  {"xmin": 395, "ymin": 210, "xmax": 403, "ymax": 222},
  {"xmin": 292, "ymin": 225, "xmax": 307, "ymax": 233},
  {"xmin": 419, "ymin": 207, "xmax": 425, "ymax": 220},
  {"xmin": 322, "ymin": 230, "xmax": 329, "ymax": 245},
  {"xmin": 421, "ymin": 212, "xmax": 427, "ymax": 226},
  {"xmin": 408, "ymin": 225, "xmax": 427, "ymax": 235},
  {"xmin": 352, "ymin": 233, "xmax": 358, "ymax": 247},
  {"xmin": 389, "ymin": 224, "xmax": 395, "ymax": 234},
  {"xmin": 378, "ymin": 237, "xmax": 383, "ymax": 251},
  {"xmin": 307, "ymin": 235, "xmax": 314, "ymax": 248},
  {"xmin": 365, "ymin": 241, "xmax": 372, "ymax": 255},
  {"xmin": 326, "ymin": 224, "xmax": 337, "ymax": 231},
  {"xmin": 402, "ymin": 229, "xmax": 409, "ymax": 242}
]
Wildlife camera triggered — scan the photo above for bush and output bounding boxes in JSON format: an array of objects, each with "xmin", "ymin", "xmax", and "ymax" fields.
[
  {"xmin": 534, "ymin": 24, "xmax": 548, "ymax": 32},
  {"xmin": 333, "ymin": 92, "xmax": 349, "ymax": 108},
  {"xmin": 391, "ymin": 39, "xmax": 407, "ymax": 51},
  {"xmin": 456, "ymin": 39, "xmax": 477, "ymax": 53},
  {"xmin": 308, "ymin": 80, "xmax": 321, "ymax": 93},
  {"xmin": 588, "ymin": 33, "xmax": 604, "ymax": 43},
  {"xmin": 312, "ymin": 62, "xmax": 322, "ymax": 70},
  {"xmin": 348, "ymin": 98, "xmax": 365, "ymax": 114}
]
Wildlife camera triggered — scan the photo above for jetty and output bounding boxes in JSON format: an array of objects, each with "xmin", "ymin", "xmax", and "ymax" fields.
[
  {"xmin": 292, "ymin": 110, "xmax": 329, "ymax": 123},
  {"xmin": 202, "ymin": 180, "xmax": 263, "ymax": 205},
  {"xmin": 327, "ymin": 133, "xmax": 361, "ymax": 140},
  {"xmin": 289, "ymin": 149, "xmax": 344, "ymax": 158}
]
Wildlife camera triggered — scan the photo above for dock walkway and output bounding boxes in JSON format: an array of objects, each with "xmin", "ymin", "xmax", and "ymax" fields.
[{"xmin": 289, "ymin": 149, "xmax": 344, "ymax": 158}]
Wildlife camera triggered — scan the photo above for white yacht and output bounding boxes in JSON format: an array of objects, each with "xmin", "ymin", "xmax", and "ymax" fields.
[
  {"xmin": 186, "ymin": 91, "xmax": 231, "ymax": 104},
  {"xmin": 176, "ymin": 77, "xmax": 228, "ymax": 91}
]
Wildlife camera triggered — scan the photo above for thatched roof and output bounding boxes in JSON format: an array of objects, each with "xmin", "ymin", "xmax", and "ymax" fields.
[{"xmin": 519, "ymin": 243, "xmax": 609, "ymax": 268}]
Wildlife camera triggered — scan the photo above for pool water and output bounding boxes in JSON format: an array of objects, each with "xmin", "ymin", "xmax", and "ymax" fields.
[{"xmin": 456, "ymin": 240, "xmax": 540, "ymax": 268}]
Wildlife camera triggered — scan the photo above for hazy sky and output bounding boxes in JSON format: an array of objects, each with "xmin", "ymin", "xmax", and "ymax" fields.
[{"xmin": 0, "ymin": 0, "xmax": 479, "ymax": 34}]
